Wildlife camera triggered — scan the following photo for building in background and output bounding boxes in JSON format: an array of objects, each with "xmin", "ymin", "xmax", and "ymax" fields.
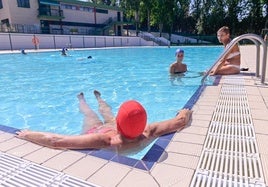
[{"xmin": 0, "ymin": 0, "xmax": 129, "ymax": 36}]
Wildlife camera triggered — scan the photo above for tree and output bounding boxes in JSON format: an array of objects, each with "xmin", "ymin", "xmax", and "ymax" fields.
[
  {"xmin": 118, "ymin": 0, "xmax": 267, "ymax": 36},
  {"xmin": 121, "ymin": 0, "xmax": 141, "ymax": 35},
  {"xmin": 140, "ymin": 0, "xmax": 154, "ymax": 32}
]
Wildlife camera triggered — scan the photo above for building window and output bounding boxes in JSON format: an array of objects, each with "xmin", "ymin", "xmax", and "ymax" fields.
[
  {"xmin": 1, "ymin": 19, "xmax": 10, "ymax": 26},
  {"xmin": 0, "ymin": 0, "xmax": 3, "ymax": 9},
  {"xmin": 17, "ymin": 0, "xmax": 30, "ymax": 8},
  {"xmin": 61, "ymin": 4, "xmax": 72, "ymax": 10},
  {"xmin": 96, "ymin": 9, "xmax": 108, "ymax": 14}
]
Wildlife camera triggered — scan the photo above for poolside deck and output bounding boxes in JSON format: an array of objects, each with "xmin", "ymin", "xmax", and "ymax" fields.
[{"xmin": 0, "ymin": 45, "xmax": 267, "ymax": 186}]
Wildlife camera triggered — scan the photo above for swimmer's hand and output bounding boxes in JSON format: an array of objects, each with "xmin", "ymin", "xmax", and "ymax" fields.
[
  {"xmin": 202, "ymin": 69, "xmax": 214, "ymax": 76},
  {"xmin": 209, "ymin": 70, "xmax": 216, "ymax": 76},
  {"xmin": 110, "ymin": 134, "xmax": 123, "ymax": 146},
  {"xmin": 16, "ymin": 129, "xmax": 31, "ymax": 139},
  {"xmin": 175, "ymin": 108, "xmax": 192, "ymax": 127}
]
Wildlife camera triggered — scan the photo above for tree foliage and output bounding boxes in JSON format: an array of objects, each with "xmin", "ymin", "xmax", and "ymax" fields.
[{"xmin": 96, "ymin": 0, "xmax": 268, "ymax": 35}]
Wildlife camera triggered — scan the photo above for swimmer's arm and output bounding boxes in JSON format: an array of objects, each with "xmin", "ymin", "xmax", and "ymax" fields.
[
  {"xmin": 16, "ymin": 130, "xmax": 111, "ymax": 149},
  {"xmin": 224, "ymin": 44, "xmax": 240, "ymax": 60},
  {"xmin": 169, "ymin": 64, "xmax": 175, "ymax": 74},
  {"xmin": 209, "ymin": 60, "xmax": 224, "ymax": 75},
  {"xmin": 144, "ymin": 109, "xmax": 192, "ymax": 138}
]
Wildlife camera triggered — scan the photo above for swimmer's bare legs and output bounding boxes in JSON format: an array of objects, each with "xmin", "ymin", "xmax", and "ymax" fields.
[
  {"xmin": 77, "ymin": 93, "xmax": 103, "ymax": 133},
  {"xmin": 94, "ymin": 90, "xmax": 115, "ymax": 124},
  {"xmin": 210, "ymin": 61, "xmax": 240, "ymax": 75},
  {"xmin": 213, "ymin": 65, "xmax": 240, "ymax": 75}
]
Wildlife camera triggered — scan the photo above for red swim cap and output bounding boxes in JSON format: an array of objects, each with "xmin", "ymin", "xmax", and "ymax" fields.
[{"xmin": 116, "ymin": 100, "xmax": 147, "ymax": 139}]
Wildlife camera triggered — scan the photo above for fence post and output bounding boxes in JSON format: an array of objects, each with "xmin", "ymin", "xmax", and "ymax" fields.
[
  {"xmin": 83, "ymin": 36, "xmax": 85, "ymax": 48},
  {"xmin": 8, "ymin": 33, "xmax": 13, "ymax": 51},
  {"xmin": 69, "ymin": 36, "xmax": 72, "ymax": 48},
  {"xmin": 104, "ymin": 37, "xmax": 106, "ymax": 47},
  {"xmin": 53, "ymin": 35, "xmax": 56, "ymax": 49}
]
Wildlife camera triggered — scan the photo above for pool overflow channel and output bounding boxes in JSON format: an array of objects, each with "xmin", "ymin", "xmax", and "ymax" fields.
[{"xmin": 190, "ymin": 76, "xmax": 266, "ymax": 186}]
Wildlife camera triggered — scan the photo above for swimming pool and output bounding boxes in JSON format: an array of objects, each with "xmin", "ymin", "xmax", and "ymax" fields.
[{"xmin": 0, "ymin": 46, "xmax": 221, "ymax": 161}]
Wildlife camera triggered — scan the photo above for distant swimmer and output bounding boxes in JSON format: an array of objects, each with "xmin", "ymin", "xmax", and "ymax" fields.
[
  {"xmin": 21, "ymin": 49, "xmax": 27, "ymax": 55},
  {"xmin": 76, "ymin": 56, "xmax": 93, "ymax": 61},
  {"xmin": 61, "ymin": 47, "xmax": 68, "ymax": 56}
]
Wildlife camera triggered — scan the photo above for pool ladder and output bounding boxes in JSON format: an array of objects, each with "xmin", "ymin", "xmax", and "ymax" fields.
[{"xmin": 202, "ymin": 33, "xmax": 267, "ymax": 84}]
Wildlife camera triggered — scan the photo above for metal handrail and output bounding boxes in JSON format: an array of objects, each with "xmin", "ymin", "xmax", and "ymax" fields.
[{"xmin": 202, "ymin": 33, "xmax": 267, "ymax": 84}]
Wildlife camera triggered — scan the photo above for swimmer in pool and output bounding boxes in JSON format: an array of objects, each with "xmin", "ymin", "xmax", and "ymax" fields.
[
  {"xmin": 169, "ymin": 48, "xmax": 187, "ymax": 74},
  {"xmin": 16, "ymin": 90, "xmax": 192, "ymax": 151},
  {"xmin": 76, "ymin": 56, "xmax": 93, "ymax": 61},
  {"xmin": 210, "ymin": 26, "xmax": 242, "ymax": 75},
  {"xmin": 61, "ymin": 47, "xmax": 68, "ymax": 56},
  {"xmin": 21, "ymin": 49, "xmax": 27, "ymax": 55}
]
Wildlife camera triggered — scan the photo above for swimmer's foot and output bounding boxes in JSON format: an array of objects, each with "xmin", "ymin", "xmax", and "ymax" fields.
[
  {"xmin": 77, "ymin": 92, "xmax": 85, "ymax": 100},
  {"xmin": 94, "ymin": 90, "xmax": 101, "ymax": 99}
]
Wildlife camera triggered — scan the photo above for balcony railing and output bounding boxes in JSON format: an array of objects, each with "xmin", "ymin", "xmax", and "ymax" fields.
[{"xmin": 38, "ymin": 8, "xmax": 64, "ymax": 19}]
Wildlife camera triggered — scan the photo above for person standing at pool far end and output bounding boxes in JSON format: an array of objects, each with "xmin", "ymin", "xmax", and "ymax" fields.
[
  {"xmin": 169, "ymin": 48, "xmax": 187, "ymax": 74},
  {"xmin": 210, "ymin": 26, "xmax": 241, "ymax": 75},
  {"xmin": 32, "ymin": 35, "xmax": 40, "ymax": 50},
  {"xmin": 16, "ymin": 90, "xmax": 192, "ymax": 151}
]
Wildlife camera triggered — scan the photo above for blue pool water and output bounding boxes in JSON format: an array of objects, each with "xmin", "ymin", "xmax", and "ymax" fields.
[{"xmin": 0, "ymin": 46, "xmax": 221, "ymax": 160}]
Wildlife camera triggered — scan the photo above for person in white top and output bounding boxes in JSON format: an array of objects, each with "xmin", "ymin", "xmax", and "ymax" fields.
[{"xmin": 210, "ymin": 26, "xmax": 241, "ymax": 75}]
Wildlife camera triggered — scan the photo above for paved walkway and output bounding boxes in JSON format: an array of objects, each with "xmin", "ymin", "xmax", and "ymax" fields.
[{"xmin": 0, "ymin": 45, "xmax": 267, "ymax": 186}]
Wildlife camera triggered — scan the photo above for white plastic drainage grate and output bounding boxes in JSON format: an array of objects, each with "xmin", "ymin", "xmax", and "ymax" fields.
[
  {"xmin": 190, "ymin": 77, "xmax": 266, "ymax": 187},
  {"xmin": 0, "ymin": 152, "xmax": 98, "ymax": 187}
]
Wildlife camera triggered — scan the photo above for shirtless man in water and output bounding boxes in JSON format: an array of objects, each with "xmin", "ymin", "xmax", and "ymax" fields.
[
  {"xmin": 210, "ymin": 26, "xmax": 241, "ymax": 75},
  {"xmin": 16, "ymin": 90, "xmax": 192, "ymax": 151}
]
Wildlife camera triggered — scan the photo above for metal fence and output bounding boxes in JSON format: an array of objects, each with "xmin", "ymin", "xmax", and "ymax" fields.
[{"xmin": 0, "ymin": 33, "xmax": 156, "ymax": 51}]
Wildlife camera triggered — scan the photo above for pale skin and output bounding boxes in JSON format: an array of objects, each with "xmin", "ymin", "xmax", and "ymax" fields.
[
  {"xmin": 210, "ymin": 28, "xmax": 241, "ymax": 75},
  {"xmin": 169, "ymin": 52, "xmax": 187, "ymax": 74},
  {"xmin": 16, "ymin": 90, "xmax": 192, "ymax": 151}
]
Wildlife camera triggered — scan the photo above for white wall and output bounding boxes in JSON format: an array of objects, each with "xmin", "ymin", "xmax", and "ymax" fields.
[
  {"xmin": 8, "ymin": 0, "xmax": 40, "ymax": 25},
  {"xmin": 0, "ymin": 33, "xmax": 156, "ymax": 50},
  {"xmin": 0, "ymin": 0, "xmax": 11, "ymax": 21}
]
